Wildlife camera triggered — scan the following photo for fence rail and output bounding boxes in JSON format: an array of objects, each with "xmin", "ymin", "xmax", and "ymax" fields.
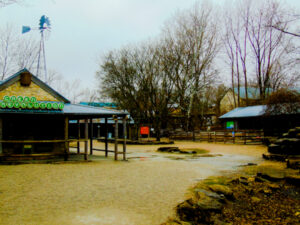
[{"xmin": 169, "ymin": 130, "xmax": 264, "ymax": 144}]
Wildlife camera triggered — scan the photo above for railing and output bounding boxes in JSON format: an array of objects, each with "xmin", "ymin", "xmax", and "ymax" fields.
[{"xmin": 169, "ymin": 130, "xmax": 264, "ymax": 144}]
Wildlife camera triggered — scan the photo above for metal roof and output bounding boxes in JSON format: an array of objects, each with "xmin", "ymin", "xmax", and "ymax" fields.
[
  {"xmin": 0, "ymin": 103, "xmax": 128, "ymax": 117},
  {"xmin": 233, "ymin": 87, "xmax": 272, "ymax": 99},
  {"xmin": 63, "ymin": 104, "xmax": 127, "ymax": 116},
  {"xmin": 219, "ymin": 105, "xmax": 266, "ymax": 119},
  {"xmin": 80, "ymin": 102, "xmax": 117, "ymax": 108}
]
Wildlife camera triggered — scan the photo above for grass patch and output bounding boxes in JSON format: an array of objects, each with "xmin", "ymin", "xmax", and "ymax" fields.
[{"xmin": 180, "ymin": 148, "xmax": 210, "ymax": 154}]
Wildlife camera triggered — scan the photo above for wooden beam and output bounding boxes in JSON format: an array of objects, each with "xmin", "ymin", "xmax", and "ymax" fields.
[
  {"xmin": 114, "ymin": 116, "xmax": 118, "ymax": 161},
  {"xmin": 0, "ymin": 139, "xmax": 88, "ymax": 143},
  {"xmin": 89, "ymin": 118, "xmax": 93, "ymax": 155},
  {"xmin": 105, "ymin": 117, "xmax": 108, "ymax": 157},
  {"xmin": 84, "ymin": 118, "xmax": 88, "ymax": 160},
  {"xmin": 123, "ymin": 116, "xmax": 127, "ymax": 161},
  {"xmin": 77, "ymin": 119, "xmax": 80, "ymax": 154},
  {"xmin": 0, "ymin": 118, "xmax": 2, "ymax": 154},
  {"xmin": 64, "ymin": 116, "xmax": 69, "ymax": 161}
]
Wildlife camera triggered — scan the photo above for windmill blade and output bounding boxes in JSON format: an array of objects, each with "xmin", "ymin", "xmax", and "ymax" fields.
[{"xmin": 22, "ymin": 26, "xmax": 31, "ymax": 34}]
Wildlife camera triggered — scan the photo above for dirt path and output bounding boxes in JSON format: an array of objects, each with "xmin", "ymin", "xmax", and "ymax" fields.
[{"xmin": 0, "ymin": 142, "xmax": 267, "ymax": 225}]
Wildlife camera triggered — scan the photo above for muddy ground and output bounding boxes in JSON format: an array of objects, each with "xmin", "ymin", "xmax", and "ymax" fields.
[{"xmin": 0, "ymin": 141, "xmax": 267, "ymax": 225}]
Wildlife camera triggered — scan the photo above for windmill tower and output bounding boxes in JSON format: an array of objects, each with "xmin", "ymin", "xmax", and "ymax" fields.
[{"xmin": 22, "ymin": 15, "xmax": 51, "ymax": 82}]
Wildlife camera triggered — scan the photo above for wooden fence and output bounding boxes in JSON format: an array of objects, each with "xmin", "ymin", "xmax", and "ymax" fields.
[{"xmin": 169, "ymin": 130, "xmax": 264, "ymax": 144}]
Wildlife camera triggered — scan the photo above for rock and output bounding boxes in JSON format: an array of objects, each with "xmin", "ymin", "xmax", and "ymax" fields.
[
  {"xmin": 285, "ymin": 175, "xmax": 300, "ymax": 186},
  {"xmin": 197, "ymin": 154, "xmax": 222, "ymax": 157},
  {"xmin": 197, "ymin": 197, "xmax": 223, "ymax": 212},
  {"xmin": 251, "ymin": 197, "xmax": 261, "ymax": 203},
  {"xmin": 208, "ymin": 184, "xmax": 233, "ymax": 199},
  {"xmin": 239, "ymin": 177, "xmax": 249, "ymax": 185},
  {"xmin": 161, "ymin": 220, "xmax": 181, "ymax": 225},
  {"xmin": 238, "ymin": 163, "xmax": 257, "ymax": 167},
  {"xmin": 287, "ymin": 159, "xmax": 300, "ymax": 169},
  {"xmin": 157, "ymin": 147, "xmax": 180, "ymax": 153},
  {"xmin": 287, "ymin": 128, "xmax": 298, "ymax": 138},
  {"xmin": 262, "ymin": 188, "xmax": 272, "ymax": 194},
  {"xmin": 247, "ymin": 177, "xmax": 255, "ymax": 183},
  {"xmin": 195, "ymin": 190, "xmax": 223, "ymax": 211},
  {"xmin": 161, "ymin": 220, "xmax": 191, "ymax": 225},
  {"xmin": 194, "ymin": 188, "xmax": 224, "ymax": 201},
  {"xmin": 267, "ymin": 183, "xmax": 280, "ymax": 190},
  {"xmin": 262, "ymin": 153, "xmax": 287, "ymax": 161},
  {"xmin": 255, "ymin": 176, "xmax": 270, "ymax": 183},
  {"xmin": 176, "ymin": 193, "xmax": 222, "ymax": 224},
  {"xmin": 210, "ymin": 215, "xmax": 228, "ymax": 225},
  {"xmin": 176, "ymin": 199, "xmax": 198, "ymax": 222},
  {"xmin": 257, "ymin": 172, "xmax": 285, "ymax": 182},
  {"xmin": 268, "ymin": 144, "xmax": 282, "ymax": 154}
]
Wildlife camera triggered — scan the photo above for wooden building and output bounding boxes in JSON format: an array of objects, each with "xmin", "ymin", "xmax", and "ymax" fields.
[
  {"xmin": 219, "ymin": 105, "xmax": 300, "ymax": 136},
  {"xmin": 219, "ymin": 87, "xmax": 270, "ymax": 115},
  {"xmin": 0, "ymin": 69, "xmax": 128, "ymax": 163}
]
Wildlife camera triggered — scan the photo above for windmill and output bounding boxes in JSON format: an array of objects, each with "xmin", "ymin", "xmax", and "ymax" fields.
[{"xmin": 22, "ymin": 15, "xmax": 51, "ymax": 82}]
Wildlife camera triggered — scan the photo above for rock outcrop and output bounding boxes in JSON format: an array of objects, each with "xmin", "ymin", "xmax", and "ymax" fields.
[
  {"xmin": 263, "ymin": 127, "xmax": 300, "ymax": 168},
  {"xmin": 162, "ymin": 171, "xmax": 300, "ymax": 225}
]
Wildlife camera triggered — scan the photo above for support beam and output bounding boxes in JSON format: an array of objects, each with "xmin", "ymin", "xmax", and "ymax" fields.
[
  {"xmin": 77, "ymin": 119, "xmax": 80, "ymax": 154},
  {"xmin": 89, "ymin": 118, "xmax": 93, "ymax": 155},
  {"xmin": 0, "ymin": 118, "xmax": 2, "ymax": 154},
  {"xmin": 84, "ymin": 118, "xmax": 88, "ymax": 160},
  {"xmin": 64, "ymin": 117, "xmax": 69, "ymax": 161},
  {"xmin": 114, "ymin": 116, "xmax": 118, "ymax": 161},
  {"xmin": 105, "ymin": 117, "xmax": 108, "ymax": 157},
  {"xmin": 123, "ymin": 116, "xmax": 127, "ymax": 160}
]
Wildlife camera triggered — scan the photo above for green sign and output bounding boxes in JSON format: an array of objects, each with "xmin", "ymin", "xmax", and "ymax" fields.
[
  {"xmin": 1, "ymin": 96, "xmax": 64, "ymax": 110},
  {"xmin": 226, "ymin": 121, "xmax": 234, "ymax": 129}
]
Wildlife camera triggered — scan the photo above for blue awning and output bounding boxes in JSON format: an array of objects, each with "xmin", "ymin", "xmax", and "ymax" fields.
[{"xmin": 219, "ymin": 105, "xmax": 266, "ymax": 119}]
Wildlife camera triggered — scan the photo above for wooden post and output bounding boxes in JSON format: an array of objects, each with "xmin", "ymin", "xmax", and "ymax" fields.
[
  {"xmin": 244, "ymin": 131, "xmax": 247, "ymax": 145},
  {"xmin": 105, "ymin": 117, "xmax": 108, "ymax": 157},
  {"xmin": 224, "ymin": 131, "xmax": 226, "ymax": 144},
  {"xmin": 89, "ymin": 118, "xmax": 93, "ymax": 155},
  {"xmin": 114, "ymin": 116, "xmax": 118, "ymax": 161},
  {"xmin": 192, "ymin": 129, "xmax": 195, "ymax": 142},
  {"xmin": 84, "ymin": 119, "xmax": 88, "ymax": 160},
  {"xmin": 128, "ymin": 125, "xmax": 132, "ymax": 140},
  {"xmin": 123, "ymin": 116, "xmax": 127, "ymax": 161},
  {"xmin": 214, "ymin": 131, "xmax": 216, "ymax": 143},
  {"xmin": 97, "ymin": 124, "xmax": 100, "ymax": 138},
  {"xmin": 77, "ymin": 119, "xmax": 80, "ymax": 154},
  {"xmin": 64, "ymin": 117, "xmax": 69, "ymax": 161},
  {"xmin": 0, "ymin": 118, "xmax": 2, "ymax": 154}
]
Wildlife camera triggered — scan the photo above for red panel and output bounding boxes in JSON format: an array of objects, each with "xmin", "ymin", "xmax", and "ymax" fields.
[{"xmin": 140, "ymin": 126, "xmax": 149, "ymax": 135}]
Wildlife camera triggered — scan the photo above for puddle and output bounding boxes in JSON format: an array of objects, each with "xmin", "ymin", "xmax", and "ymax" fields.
[{"xmin": 127, "ymin": 152, "xmax": 262, "ymax": 171}]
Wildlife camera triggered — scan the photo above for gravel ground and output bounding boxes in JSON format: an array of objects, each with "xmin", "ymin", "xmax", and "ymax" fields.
[{"xmin": 0, "ymin": 141, "xmax": 267, "ymax": 225}]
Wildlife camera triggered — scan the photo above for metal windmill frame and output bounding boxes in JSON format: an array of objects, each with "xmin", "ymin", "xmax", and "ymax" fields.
[{"xmin": 22, "ymin": 15, "xmax": 51, "ymax": 82}]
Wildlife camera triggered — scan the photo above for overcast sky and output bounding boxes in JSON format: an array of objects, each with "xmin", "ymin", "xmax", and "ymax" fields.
[{"xmin": 0, "ymin": 0, "xmax": 300, "ymax": 91}]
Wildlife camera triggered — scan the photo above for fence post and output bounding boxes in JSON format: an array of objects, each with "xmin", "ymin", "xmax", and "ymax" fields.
[{"xmin": 114, "ymin": 116, "xmax": 118, "ymax": 161}]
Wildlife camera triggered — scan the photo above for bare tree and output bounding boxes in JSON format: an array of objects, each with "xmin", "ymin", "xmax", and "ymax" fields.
[
  {"xmin": 163, "ymin": 2, "xmax": 220, "ymax": 131},
  {"xmin": 0, "ymin": 0, "xmax": 20, "ymax": 7},
  {"xmin": 0, "ymin": 24, "xmax": 39, "ymax": 80},
  {"xmin": 0, "ymin": 25, "xmax": 16, "ymax": 80},
  {"xmin": 265, "ymin": 88, "xmax": 300, "ymax": 115},
  {"xmin": 223, "ymin": 0, "xmax": 300, "ymax": 103},
  {"xmin": 54, "ymin": 78, "xmax": 85, "ymax": 103}
]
